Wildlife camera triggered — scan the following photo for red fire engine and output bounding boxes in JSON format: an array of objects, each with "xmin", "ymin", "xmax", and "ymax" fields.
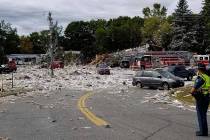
[{"xmin": 130, "ymin": 51, "xmax": 191, "ymax": 70}]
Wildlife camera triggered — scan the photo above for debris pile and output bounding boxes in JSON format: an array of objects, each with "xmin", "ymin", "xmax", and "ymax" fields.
[
  {"xmin": 144, "ymin": 90, "xmax": 190, "ymax": 110},
  {"xmin": 1, "ymin": 65, "xmax": 135, "ymax": 96},
  {"xmin": 90, "ymin": 54, "xmax": 110, "ymax": 65}
]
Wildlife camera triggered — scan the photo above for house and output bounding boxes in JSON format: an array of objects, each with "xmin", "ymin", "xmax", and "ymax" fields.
[{"xmin": 7, "ymin": 54, "xmax": 43, "ymax": 65}]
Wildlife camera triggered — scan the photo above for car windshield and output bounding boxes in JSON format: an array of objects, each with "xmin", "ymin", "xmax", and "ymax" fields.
[{"xmin": 157, "ymin": 70, "xmax": 176, "ymax": 78}]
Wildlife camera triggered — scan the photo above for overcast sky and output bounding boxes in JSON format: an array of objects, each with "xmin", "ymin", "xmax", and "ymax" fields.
[{"xmin": 0, "ymin": 0, "xmax": 202, "ymax": 35}]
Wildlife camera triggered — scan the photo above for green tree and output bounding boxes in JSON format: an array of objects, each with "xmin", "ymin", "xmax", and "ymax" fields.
[
  {"xmin": 160, "ymin": 21, "xmax": 173, "ymax": 50},
  {"xmin": 63, "ymin": 17, "xmax": 143, "ymax": 63},
  {"xmin": 65, "ymin": 21, "xmax": 96, "ymax": 63},
  {"xmin": 64, "ymin": 21, "xmax": 95, "ymax": 51},
  {"xmin": 29, "ymin": 31, "xmax": 49, "ymax": 54},
  {"xmin": 201, "ymin": 0, "xmax": 210, "ymax": 52},
  {"xmin": 107, "ymin": 16, "xmax": 143, "ymax": 52},
  {"xmin": 89, "ymin": 19, "xmax": 107, "ymax": 31},
  {"xmin": 0, "ymin": 29, "xmax": 6, "ymax": 64},
  {"xmin": 143, "ymin": 3, "xmax": 167, "ymax": 18},
  {"xmin": 169, "ymin": 0, "xmax": 195, "ymax": 51},
  {"xmin": 0, "ymin": 20, "xmax": 20, "ymax": 55},
  {"xmin": 142, "ymin": 4, "xmax": 171, "ymax": 50},
  {"xmin": 95, "ymin": 27, "xmax": 108, "ymax": 53}
]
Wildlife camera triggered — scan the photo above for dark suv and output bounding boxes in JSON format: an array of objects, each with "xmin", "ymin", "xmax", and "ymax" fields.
[
  {"xmin": 155, "ymin": 68, "xmax": 185, "ymax": 88},
  {"xmin": 167, "ymin": 65, "xmax": 194, "ymax": 81},
  {"xmin": 132, "ymin": 70, "xmax": 177, "ymax": 90}
]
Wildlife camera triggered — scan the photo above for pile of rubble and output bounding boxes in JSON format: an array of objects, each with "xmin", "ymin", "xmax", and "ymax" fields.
[
  {"xmin": 0, "ymin": 65, "xmax": 135, "ymax": 97},
  {"xmin": 90, "ymin": 46, "xmax": 147, "ymax": 66}
]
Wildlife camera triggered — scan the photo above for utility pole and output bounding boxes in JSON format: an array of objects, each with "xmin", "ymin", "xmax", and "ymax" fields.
[
  {"xmin": 48, "ymin": 12, "xmax": 54, "ymax": 77},
  {"xmin": 1, "ymin": 72, "xmax": 3, "ymax": 92},
  {"xmin": 54, "ymin": 21, "xmax": 58, "ymax": 53}
]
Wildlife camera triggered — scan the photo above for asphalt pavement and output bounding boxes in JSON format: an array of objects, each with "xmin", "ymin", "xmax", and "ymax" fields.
[{"xmin": 0, "ymin": 87, "xmax": 209, "ymax": 140}]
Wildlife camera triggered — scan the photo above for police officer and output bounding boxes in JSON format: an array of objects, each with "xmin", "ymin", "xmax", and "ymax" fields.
[{"xmin": 191, "ymin": 63, "xmax": 210, "ymax": 136}]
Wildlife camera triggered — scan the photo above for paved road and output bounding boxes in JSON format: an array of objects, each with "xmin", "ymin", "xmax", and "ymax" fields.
[{"xmin": 0, "ymin": 87, "xmax": 209, "ymax": 140}]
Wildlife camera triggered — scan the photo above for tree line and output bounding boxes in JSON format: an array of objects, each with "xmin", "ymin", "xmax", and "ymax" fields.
[{"xmin": 0, "ymin": 0, "xmax": 210, "ymax": 63}]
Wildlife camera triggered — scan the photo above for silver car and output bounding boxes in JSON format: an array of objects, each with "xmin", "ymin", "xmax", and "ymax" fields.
[{"xmin": 132, "ymin": 70, "xmax": 177, "ymax": 90}]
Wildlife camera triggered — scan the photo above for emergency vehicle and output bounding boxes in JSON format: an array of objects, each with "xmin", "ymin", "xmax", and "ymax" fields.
[
  {"xmin": 193, "ymin": 55, "xmax": 210, "ymax": 66},
  {"xmin": 130, "ymin": 51, "xmax": 191, "ymax": 70}
]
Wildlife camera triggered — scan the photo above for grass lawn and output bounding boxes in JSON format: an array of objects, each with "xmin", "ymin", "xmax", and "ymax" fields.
[
  {"xmin": 0, "ymin": 87, "xmax": 31, "ymax": 97},
  {"xmin": 172, "ymin": 86, "xmax": 210, "ymax": 107},
  {"xmin": 172, "ymin": 86, "xmax": 195, "ymax": 105}
]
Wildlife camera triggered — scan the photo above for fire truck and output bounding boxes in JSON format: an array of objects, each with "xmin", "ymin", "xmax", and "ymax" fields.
[
  {"xmin": 130, "ymin": 51, "xmax": 192, "ymax": 70},
  {"xmin": 193, "ymin": 55, "xmax": 210, "ymax": 66}
]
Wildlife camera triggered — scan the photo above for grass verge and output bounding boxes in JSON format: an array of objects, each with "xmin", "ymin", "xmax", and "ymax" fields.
[
  {"xmin": 0, "ymin": 87, "xmax": 32, "ymax": 97},
  {"xmin": 171, "ymin": 86, "xmax": 210, "ymax": 107}
]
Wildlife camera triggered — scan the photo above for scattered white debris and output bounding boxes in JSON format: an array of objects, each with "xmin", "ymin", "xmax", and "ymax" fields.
[
  {"xmin": 184, "ymin": 81, "xmax": 193, "ymax": 86},
  {"xmin": 144, "ymin": 90, "xmax": 172, "ymax": 105},
  {"xmin": 158, "ymin": 107, "xmax": 169, "ymax": 110},
  {"xmin": 72, "ymin": 127, "xmax": 78, "ymax": 130},
  {"xmin": 1, "ymin": 65, "xmax": 134, "ymax": 98},
  {"xmin": 174, "ymin": 90, "xmax": 183, "ymax": 94},
  {"xmin": 0, "ymin": 137, "xmax": 9, "ymax": 140},
  {"xmin": 1, "ymin": 65, "xmax": 201, "ymax": 112},
  {"xmin": 81, "ymin": 126, "xmax": 91, "ymax": 129},
  {"xmin": 78, "ymin": 117, "xmax": 85, "ymax": 120},
  {"xmin": 0, "ymin": 95, "xmax": 20, "ymax": 104},
  {"xmin": 0, "ymin": 110, "xmax": 7, "ymax": 113},
  {"xmin": 141, "ymin": 100, "xmax": 149, "ymax": 104},
  {"xmin": 143, "ymin": 90, "xmax": 210, "ymax": 112},
  {"xmin": 183, "ymin": 94, "xmax": 191, "ymax": 98}
]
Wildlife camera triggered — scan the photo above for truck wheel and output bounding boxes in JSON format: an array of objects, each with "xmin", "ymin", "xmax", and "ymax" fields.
[
  {"xmin": 136, "ymin": 82, "xmax": 143, "ymax": 88},
  {"xmin": 187, "ymin": 75, "xmax": 193, "ymax": 81},
  {"xmin": 162, "ymin": 82, "xmax": 169, "ymax": 90}
]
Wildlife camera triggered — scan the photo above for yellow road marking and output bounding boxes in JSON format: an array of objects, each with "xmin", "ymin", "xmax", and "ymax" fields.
[{"xmin": 78, "ymin": 92, "xmax": 109, "ymax": 126}]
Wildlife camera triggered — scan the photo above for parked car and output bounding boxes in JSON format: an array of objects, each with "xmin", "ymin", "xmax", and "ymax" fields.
[
  {"xmin": 97, "ymin": 63, "xmax": 110, "ymax": 75},
  {"xmin": 155, "ymin": 68, "xmax": 185, "ymax": 88},
  {"xmin": 0, "ymin": 65, "xmax": 12, "ymax": 73},
  {"xmin": 0, "ymin": 60, "xmax": 17, "ymax": 73},
  {"xmin": 120, "ymin": 56, "xmax": 134, "ymax": 68},
  {"xmin": 51, "ymin": 61, "xmax": 64, "ymax": 69},
  {"xmin": 132, "ymin": 70, "xmax": 177, "ymax": 90},
  {"xmin": 8, "ymin": 60, "xmax": 17, "ymax": 71},
  {"xmin": 0, "ymin": 66, "xmax": 4, "ymax": 73},
  {"xmin": 167, "ymin": 65, "xmax": 194, "ymax": 81},
  {"xmin": 187, "ymin": 67, "xmax": 197, "ymax": 76}
]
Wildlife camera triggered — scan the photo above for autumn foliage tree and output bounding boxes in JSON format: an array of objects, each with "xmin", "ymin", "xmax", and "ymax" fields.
[
  {"xmin": 19, "ymin": 36, "xmax": 33, "ymax": 54},
  {"xmin": 142, "ymin": 3, "xmax": 171, "ymax": 50}
]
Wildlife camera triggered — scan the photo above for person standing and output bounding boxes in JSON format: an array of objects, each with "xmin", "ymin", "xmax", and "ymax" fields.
[{"xmin": 191, "ymin": 63, "xmax": 210, "ymax": 136}]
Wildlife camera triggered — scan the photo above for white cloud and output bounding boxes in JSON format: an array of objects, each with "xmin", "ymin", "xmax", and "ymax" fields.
[{"xmin": 0, "ymin": 0, "xmax": 202, "ymax": 35}]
